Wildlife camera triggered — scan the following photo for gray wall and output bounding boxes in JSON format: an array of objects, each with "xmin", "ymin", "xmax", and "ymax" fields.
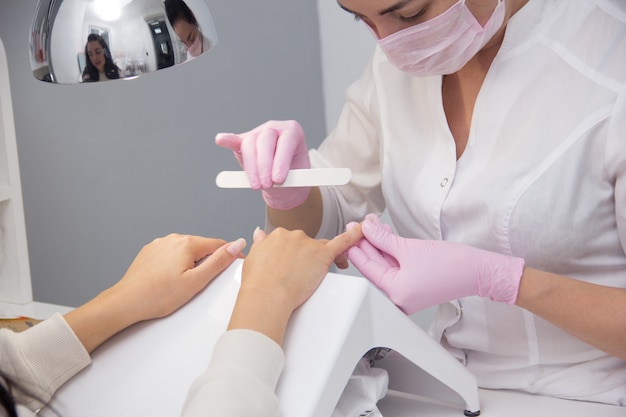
[{"xmin": 0, "ymin": 0, "xmax": 326, "ymax": 307}]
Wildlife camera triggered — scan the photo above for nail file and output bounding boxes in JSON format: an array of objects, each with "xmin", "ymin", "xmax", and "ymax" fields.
[{"xmin": 216, "ymin": 168, "xmax": 352, "ymax": 188}]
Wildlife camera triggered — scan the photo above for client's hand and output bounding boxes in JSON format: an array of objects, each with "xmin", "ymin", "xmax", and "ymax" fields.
[
  {"xmin": 228, "ymin": 225, "xmax": 363, "ymax": 344},
  {"xmin": 65, "ymin": 233, "xmax": 246, "ymax": 353},
  {"xmin": 111, "ymin": 234, "xmax": 246, "ymax": 321}
]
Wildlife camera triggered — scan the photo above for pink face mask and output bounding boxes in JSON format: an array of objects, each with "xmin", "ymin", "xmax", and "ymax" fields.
[
  {"xmin": 375, "ymin": 0, "xmax": 505, "ymax": 76},
  {"xmin": 187, "ymin": 33, "xmax": 203, "ymax": 58}
]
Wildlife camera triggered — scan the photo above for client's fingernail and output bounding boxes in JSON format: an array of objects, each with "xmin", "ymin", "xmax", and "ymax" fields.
[
  {"xmin": 253, "ymin": 227, "xmax": 266, "ymax": 242},
  {"xmin": 362, "ymin": 221, "xmax": 375, "ymax": 233},
  {"xmin": 227, "ymin": 238, "xmax": 247, "ymax": 256},
  {"xmin": 345, "ymin": 221, "xmax": 358, "ymax": 230}
]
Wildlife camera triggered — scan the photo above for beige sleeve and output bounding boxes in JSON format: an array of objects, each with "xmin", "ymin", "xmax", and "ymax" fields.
[
  {"xmin": 181, "ymin": 329, "xmax": 285, "ymax": 417},
  {"xmin": 0, "ymin": 313, "xmax": 91, "ymax": 411}
]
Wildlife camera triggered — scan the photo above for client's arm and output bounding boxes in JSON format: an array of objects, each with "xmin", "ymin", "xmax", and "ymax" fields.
[
  {"xmin": 1, "ymin": 233, "xmax": 244, "ymax": 412},
  {"xmin": 181, "ymin": 225, "xmax": 363, "ymax": 417}
]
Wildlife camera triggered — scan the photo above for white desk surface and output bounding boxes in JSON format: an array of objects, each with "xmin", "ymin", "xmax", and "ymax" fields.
[
  {"xmin": 378, "ymin": 388, "xmax": 625, "ymax": 416},
  {"xmin": 5, "ymin": 268, "xmax": 623, "ymax": 417},
  {"xmin": 0, "ymin": 301, "xmax": 73, "ymax": 319}
]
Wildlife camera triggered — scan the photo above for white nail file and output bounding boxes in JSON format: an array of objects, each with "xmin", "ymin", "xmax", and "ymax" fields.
[{"xmin": 216, "ymin": 168, "xmax": 352, "ymax": 188}]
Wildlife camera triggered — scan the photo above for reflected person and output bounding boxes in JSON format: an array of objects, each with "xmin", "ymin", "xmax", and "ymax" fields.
[
  {"xmin": 164, "ymin": 0, "xmax": 212, "ymax": 61},
  {"xmin": 81, "ymin": 34, "xmax": 122, "ymax": 83}
]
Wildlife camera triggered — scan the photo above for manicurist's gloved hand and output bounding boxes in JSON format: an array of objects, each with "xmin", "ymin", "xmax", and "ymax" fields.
[
  {"xmin": 215, "ymin": 120, "xmax": 311, "ymax": 210},
  {"xmin": 346, "ymin": 214, "xmax": 525, "ymax": 314}
]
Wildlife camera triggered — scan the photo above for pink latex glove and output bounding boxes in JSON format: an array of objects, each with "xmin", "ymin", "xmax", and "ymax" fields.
[
  {"xmin": 346, "ymin": 214, "xmax": 525, "ymax": 314},
  {"xmin": 215, "ymin": 120, "xmax": 311, "ymax": 210}
]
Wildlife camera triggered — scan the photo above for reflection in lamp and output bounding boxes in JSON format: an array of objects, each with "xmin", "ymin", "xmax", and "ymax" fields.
[{"xmin": 30, "ymin": 0, "xmax": 218, "ymax": 84}]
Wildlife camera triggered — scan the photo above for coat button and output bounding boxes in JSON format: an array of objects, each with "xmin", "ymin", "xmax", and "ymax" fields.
[{"xmin": 440, "ymin": 178, "xmax": 449, "ymax": 187}]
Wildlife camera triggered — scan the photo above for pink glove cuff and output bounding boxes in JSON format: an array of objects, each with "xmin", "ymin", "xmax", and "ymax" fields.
[
  {"xmin": 262, "ymin": 187, "xmax": 311, "ymax": 210},
  {"xmin": 477, "ymin": 253, "xmax": 525, "ymax": 305}
]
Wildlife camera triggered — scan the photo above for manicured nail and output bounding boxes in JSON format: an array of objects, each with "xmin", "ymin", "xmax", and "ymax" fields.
[
  {"xmin": 253, "ymin": 227, "xmax": 266, "ymax": 242},
  {"xmin": 227, "ymin": 238, "xmax": 246, "ymax": 256},
  {"xmin": 365, "ymin": 213, "xmax": 378, "ymax": 221},
  {"xmin": 362, "ymin": 221, "xmax": 376, "ymax": 234}
]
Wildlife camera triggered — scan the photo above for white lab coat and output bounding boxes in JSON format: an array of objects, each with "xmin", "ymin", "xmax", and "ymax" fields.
[{"xmin": 310, "ymin": 0, "xmax": 626, "ymax": 405}]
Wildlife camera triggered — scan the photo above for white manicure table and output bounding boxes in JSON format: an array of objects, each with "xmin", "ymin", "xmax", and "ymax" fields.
[{"xmin": 41, "ymin": 260, "xmax": 623, "ymax": 417}]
